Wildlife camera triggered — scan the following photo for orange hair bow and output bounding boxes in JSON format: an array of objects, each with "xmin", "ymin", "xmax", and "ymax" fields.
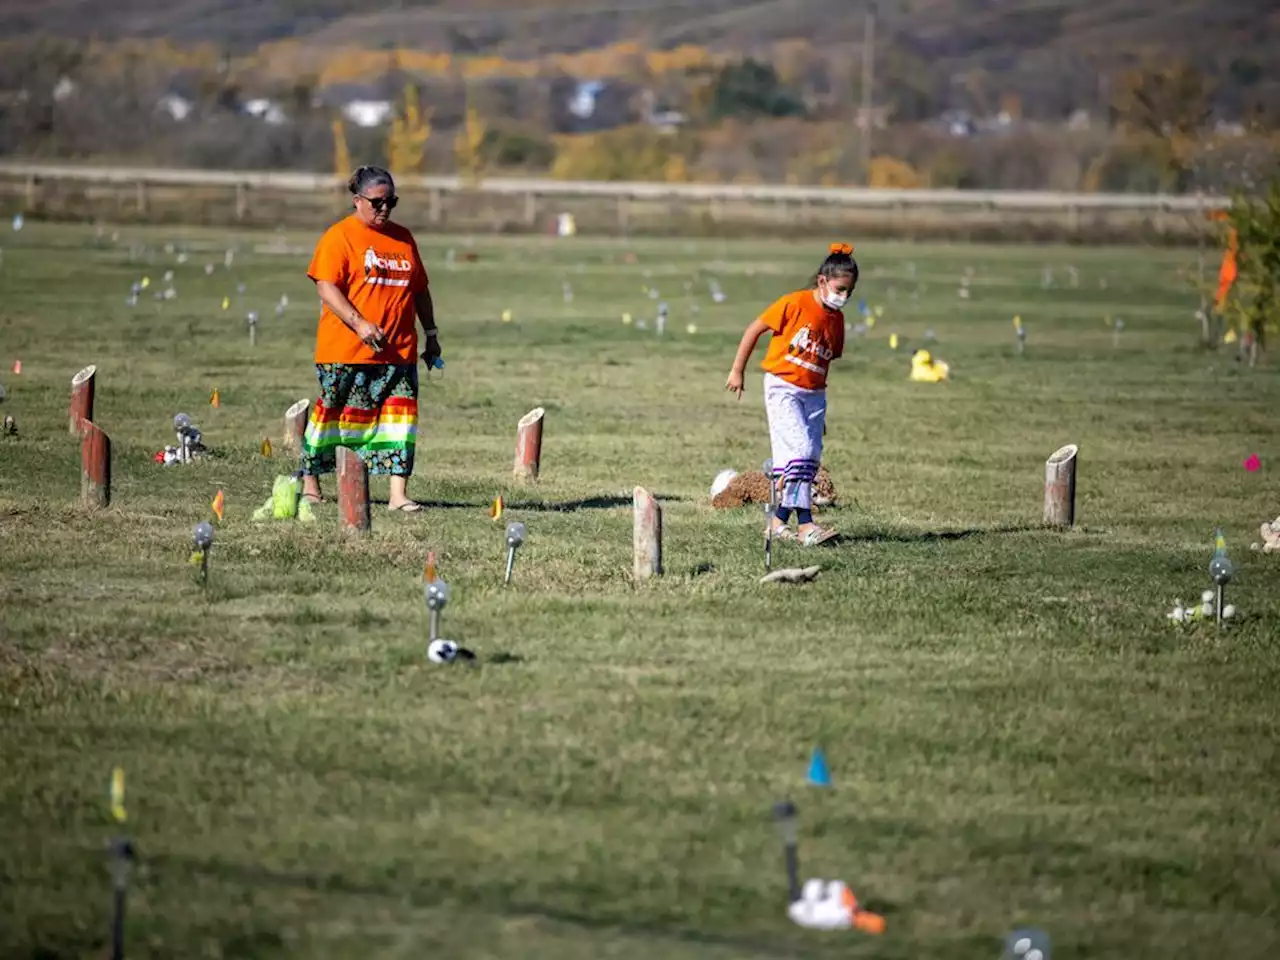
[{"xmin": 828, "ymin": 242, "xmax": 854, "ymax": 255}]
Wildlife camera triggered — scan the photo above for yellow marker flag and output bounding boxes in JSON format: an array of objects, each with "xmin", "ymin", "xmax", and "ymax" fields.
[
  {"xmin": 110, "ymin": 767, "xmax": 127, "ymax": 823},
  {"xmin": 490, "ymin": 495, "xmax": 504, "ymax": 521},
  {"xmin": 189, "ymin": 549, "xmax": 204, "ymax": 565},
  {"xmin": 221, "ymin": 296, "xmax": 230, "ymax": 311},
  {"xmin": 260, "ymin": 438, "xmax": 273, "ymax": 457},
  {"xmin": 140, "ymin": 277, "xmax": 150, "ymax": 289},
  {"xmin": 1012, "ymin": 315, "xmax": 1023, "ymax": 331},
  {"xmin": 211, "ymin": 489, "xmax": 225, "ymax": 522},
  {"xmin": 210, "ymin": 388, "xmax": 221, "ymax": 408},
  {"xmin": 888, "ymin": 333, "xmax": 899, "ymax": 350}
]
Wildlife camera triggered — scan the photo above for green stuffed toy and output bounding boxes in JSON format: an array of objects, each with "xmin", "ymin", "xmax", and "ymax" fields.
[{"xmin": 252, "ymin": 472, "xmax": 316, "ymax": 523}]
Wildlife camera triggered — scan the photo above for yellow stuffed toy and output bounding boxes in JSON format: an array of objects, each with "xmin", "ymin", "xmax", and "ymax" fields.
[{"xmin": 910, "ymin": 349, "xmax": 950, "ymax": 382}]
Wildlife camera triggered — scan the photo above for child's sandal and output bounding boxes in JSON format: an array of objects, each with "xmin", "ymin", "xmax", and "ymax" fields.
[
  {"xmin": 768, "ymin": 521, "xmax": 796, "ymax": 541},
  {"xmin": 799, "ymin": 526, "xmax": 839, "ymax": 547}
]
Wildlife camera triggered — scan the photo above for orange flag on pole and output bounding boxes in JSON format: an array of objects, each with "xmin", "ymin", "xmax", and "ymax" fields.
[
  {"xmin": 211, "ymin": 489, "xmax": 225, "ymax": 522},
  {"xmin": 1215, "ymin": 227, "xmax": 1239, "ymax": 313}
]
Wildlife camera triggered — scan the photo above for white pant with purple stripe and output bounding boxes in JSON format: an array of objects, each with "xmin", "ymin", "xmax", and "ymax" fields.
[{"xmin": 763, "ymin": 372, "xmax": 826, "ymax": 511}]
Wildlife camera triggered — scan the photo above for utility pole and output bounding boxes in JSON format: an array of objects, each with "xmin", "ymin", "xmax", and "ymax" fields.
[{"xmin": 859, "ymin": 6, "xmax": 876, "ymax": 183}]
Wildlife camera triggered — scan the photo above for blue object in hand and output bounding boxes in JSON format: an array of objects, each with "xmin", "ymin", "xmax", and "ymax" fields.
[{"xmin": 429, "ymin": 356, "xmax": 444, "ymax": 370}]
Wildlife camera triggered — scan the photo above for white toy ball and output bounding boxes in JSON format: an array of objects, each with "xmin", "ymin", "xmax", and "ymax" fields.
[
  {"xmin": 1169, "ymin": 605, "xmax": 1185, "ymax": 622},
  {"xmin": 709, "ymin": 469, "xmax": 738, "ymax": 499},
  {"xmin": 1025, "ymin": 950, "xmax": 1043, "ymax": 960},
  {"xmin": 801, "ymin": 878, "xmax": 825, "ymax": 902},
  {"xmin": 1222, "ymin": 604, "xmax": 1236, "ymax": 619},
  {"xmin": 428, "ymin": 639, "xmax": 458, "ymax": 664},
  {"xmin": 1013, "ymin": 938, "xmax": 1032, "ymax": 955},
  {"xmin": 1201, "ymin": 601, "xmax": 1214, "ymax": 616},
  {"xmin": 1201, "ymin": 589, "xmax": 1215, "ymax": 604}
]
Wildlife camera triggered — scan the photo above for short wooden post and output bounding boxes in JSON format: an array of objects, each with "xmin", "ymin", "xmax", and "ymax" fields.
[
  {"xmin": 235, "ymin": 183, "xmax": 248, "ymax": 221},
  {"xmin": 523, "ymin": 191, "xmax": 538, "ymax": 227},
  {"xmin": 69, "ymin": 364, "xmax": 96, "ymax": 435},
  {"xmin": 81, "ymin": 421, "xmax": 111, "ymax": 509},
  {"xmin": 337, "ymin": 447, "xmax": 370, "ymax": 535},
  {"xmin": 283, "ymin": 398, "xmax": 310, "ymax": 454},
  {"xmin": 1044, "ymin": 443, "xmax": 1078, "ymax": 528},
  {"xmin": 513, "ymin": 407, "xmax": 545, "ymax": 483},
  {"xmin": 633, "ymin": 486, "xmax": 662, "ymax": 579}
]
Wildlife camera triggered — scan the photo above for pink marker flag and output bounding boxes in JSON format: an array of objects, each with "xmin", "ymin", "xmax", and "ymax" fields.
[{"xmin": 1244, "ymin": 454, "xmax": 1261, "ymax": 472}]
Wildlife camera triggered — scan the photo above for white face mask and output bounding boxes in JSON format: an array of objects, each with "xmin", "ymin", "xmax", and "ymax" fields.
[{"xmin": 820, "ymin": 285, "xmax": 848, "ymax": 310}]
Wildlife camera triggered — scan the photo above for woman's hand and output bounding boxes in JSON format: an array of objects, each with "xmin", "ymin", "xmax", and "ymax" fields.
[
  {"xmin": 725, "ymin": 368, "xmax": 745, "ymax": 398},
  {"xmin": 421, "ymin": 333, "xmax": 441, "ymax": 366},
  {"xmin": 353, "ymin": 317, "xmax": 386, "ymax": 350}
]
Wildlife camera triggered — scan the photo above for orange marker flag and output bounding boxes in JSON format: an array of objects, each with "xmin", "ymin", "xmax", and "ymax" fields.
[
  {"xmin": 12, "ymin": 360, "xmax": 21, "ymax": 375},
  {"xmin": 490, "ymin": 495, "xmax": 504, "ymax": 521},
  {"xmin": 210, "ymin": 388, "xmax": 221, "ymax": 408},
  {"xmin": 260, "ymin": 437, "xmax": 273, "ymax": 457},
  {"xmin": 1215, "ymin": 227, "xmax": 1239, "ymax": 313},
  {"xmin": 423, "ymin": 551, "xmax": 437, "ymax": 584},
  {"xmin": 211, "ymin": 489, "xmax": 225, "ymax": 522}
]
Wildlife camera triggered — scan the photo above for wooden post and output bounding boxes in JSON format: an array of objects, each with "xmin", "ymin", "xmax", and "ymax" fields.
[
  {"xmin": 523, "ymin": 191, "xmax": 538, "ymax": 227},
  {"xmin": 429, "ymin": 188, "xmax": 442, "ymax": 225},
  {"xmin": 513, "ymin": 407, "xmax": 545, "ymax": 483},
  {"xmin": 1043, "ymin": 444, "xmax": 1078, "ymax": 528},
  {"xmin": 81, "ymin": 421, "xmax": 111, "ymax": 509},
  {"xmin": 235, "ymin": 183, "xmax": 248, "ymax": 221},
  {"xmin": 69, "ymin": 364, "xmax": 96, "ymax": 435},
  {"xmin": 283, "ymin": 398, "xmax": 310, "ymax": 454},
  {"xmin": 134, "ymin": 181, "xmax": 146, "ymax": 214},
  {"xmin": 337, "ymin": 447, "xmax": 370, "ymax": 535},
  {"xmin": 633, "ymin": 486, "xmax": 662, "ymax": 579}
]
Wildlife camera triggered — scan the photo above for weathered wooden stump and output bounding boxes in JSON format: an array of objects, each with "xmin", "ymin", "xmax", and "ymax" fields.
[
  {"xmin": 69, "ymin": 364, "xmax": 96, "ymax": 435},
  {"xmin": 337, "ymin": 447, "xmax": 370, "ymax": 535},
  {"xmin": 1043, "ymin": 443, "xmax": 1078, "ymax": 528},
  {"xmin": 513, "ymin": 407, "xmax": 545, "ymax": 483},
  {"xmin": 81, "ymin": 420, "xmax": 111, "ymax": 509},
  {"xmin": 633, "ymin": 486, "xmax": 663, "ymax": 579},
  {"xmin": 283, "ymin": 398, "xmax": 309, "ymax": 454},
  {"xmin": 760, "ymin": 565, "xmax": 822, "ymax": 585}
]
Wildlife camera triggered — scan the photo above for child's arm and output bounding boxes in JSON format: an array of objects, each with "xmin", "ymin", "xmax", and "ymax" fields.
[{"xmin": 725, "ymin": 319, "xmax": 772, "ymax": 399}]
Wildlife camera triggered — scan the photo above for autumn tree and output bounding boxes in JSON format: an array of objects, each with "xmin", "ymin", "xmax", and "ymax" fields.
[
  {"xmin": 385, "ymin": 83, "xmax": 431, "ymax": 176},
  {"xmin": 1222, "ymin": 176, "xmax": 1280, "ymax": 365},
  {"xmin": 1112, "ymin": 60, "xmax": 1212, "ymax": 192}
]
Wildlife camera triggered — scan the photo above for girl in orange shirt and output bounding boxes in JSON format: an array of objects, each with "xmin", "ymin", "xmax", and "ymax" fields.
[
  {"xmin": 300, "ymin": 166, "xmax": 441, "ymax": 512},
  {"xmin": 725, "ymin": 243, "xmax": 857, "ymax": 546}
]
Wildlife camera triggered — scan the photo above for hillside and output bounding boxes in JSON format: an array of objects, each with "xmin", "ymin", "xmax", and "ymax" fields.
[{"xmin": 3, "ymin": 0, "xmax": 1276, "ymax": 73}]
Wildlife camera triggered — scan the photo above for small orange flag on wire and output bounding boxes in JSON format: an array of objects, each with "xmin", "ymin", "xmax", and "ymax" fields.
[
  {"xmin": 211, "ymin": 489, "xmax": 225, "ymax": 522},
  {"xmin": 423, "ymin": 551, "xmax": 437, "ymax": 584},
  {"xmin": 12, "ymin": 360, "xmax": 21, "ymax": 375},
  {"xmin": 260, "ymin": 437, "xmax": 273, "ymax": 457},
  {"xmin": 490, "ymin": 495, "xmax": 504, "ymax": 521},
  {"xmin": 210, "ymin": 388, "xmax": 221, "ymax": 408}
]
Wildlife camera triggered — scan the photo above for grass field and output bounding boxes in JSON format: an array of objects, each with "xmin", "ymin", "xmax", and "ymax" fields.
[{"xmin": 2, "ymin": 221, "xmax": 1279, "ymax": 960}]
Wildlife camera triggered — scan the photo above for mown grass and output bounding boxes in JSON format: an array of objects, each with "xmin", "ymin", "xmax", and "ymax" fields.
[{"xmin": 1, "ymin": 222, "xmax": 1278, "ymax": 959}]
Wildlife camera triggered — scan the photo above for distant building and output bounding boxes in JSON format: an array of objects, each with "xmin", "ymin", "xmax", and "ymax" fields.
[
  {"xmin": 242, "ymin": 98, "xmax": 287, "ymax": 125},
  {"xmin": 318, "ymin": 83, "xmax": 396, "ymax": 128},
  {"xmin": 157, "ymin": 93, "xmax": 194, "ymax": 122}
]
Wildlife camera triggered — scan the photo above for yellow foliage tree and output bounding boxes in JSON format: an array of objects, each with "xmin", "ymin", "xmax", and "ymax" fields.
[
  {"xmin": 332, "ymin": 117, "xmax": 352, "ymax": 182},
  {"xmin": 385, "ymin": 84, "xmax": 432, "ymax": 177},
  {"xmin": 867, "ymin": 155, "xmax": 922, "ymax": 188},
  {"xmin": 455, "ymin": 105, "xmax": 488, "ymax": 185},
  {"xmin": 1112, "ymin": 60, "xmax": 1212, "ymax": 192}
]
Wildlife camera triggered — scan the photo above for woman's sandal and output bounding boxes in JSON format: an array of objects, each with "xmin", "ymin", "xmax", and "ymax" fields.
[{"xmin": 387, "ymin": 501, "xmax": 424, "ymax": 513}]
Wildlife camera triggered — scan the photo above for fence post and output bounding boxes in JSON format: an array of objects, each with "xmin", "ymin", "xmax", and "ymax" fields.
[
  {"xmin": 70, "ymin": 364, "xmax": 96, "ymax": 435},
  {"xmin": 81, "ymin": 421, "xmax": 111, "ymax": 509},
  {"xmin": 513, "ymin": 407, "xmax": 545, "ymax": 483},
  {"xmin": 283, "ymin": 399, "xmax": 310, "ymax": 454},
  {"xmin": 337, "ymin": 447, "xmax": 370, "ymax": 535},
  {"xmin": 633, "ymin": 486, "xmax": 662, "ymax": 579},
  {"xmin": 1044, "ymin": 444, "xmax": 1078, "ymax": 528}
]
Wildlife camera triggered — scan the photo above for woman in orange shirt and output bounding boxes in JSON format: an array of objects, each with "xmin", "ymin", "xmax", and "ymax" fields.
[
  {"xmin": 725, "ymin": 243, "xmax": 857, "ymax": 546},
  {"xmin": 300, "ymin": 166, "xmax": 441, "ymax": 512}
]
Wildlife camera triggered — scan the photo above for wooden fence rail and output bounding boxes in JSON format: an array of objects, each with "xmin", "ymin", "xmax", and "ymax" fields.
[{"xmin": 0, "ymin": 162, "xmax": 1230, "ymax": 243}]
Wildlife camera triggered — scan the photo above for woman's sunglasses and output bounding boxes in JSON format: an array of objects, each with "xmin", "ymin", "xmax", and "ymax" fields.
[{"xmin": 359, "ymin": 194, "xmax": 398, "ymax": 212}]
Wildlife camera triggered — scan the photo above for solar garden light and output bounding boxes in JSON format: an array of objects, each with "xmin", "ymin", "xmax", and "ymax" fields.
[
  {"xmin": 173, "ymin": 413, "xmax": 193, "ymax": 462},
  {"xmin": 771, "ymin": 799, "xmax": 801, "ymax": 904},
  {"xmin": 504, "ymin": 521, "xmax": 527, "ymax": 585},
  {"xmin": 424, "ymin": 574, "xmax": 451, "ymax": 643},
  {"xmin": 1210, "ymin": 536, "xmax": 1234, "ymax": 628},
  {"xmin": 192, "ymin": 521, "xmax": 214, "ymax": 585},
  {"xmin": 247, "ymin": 311, "xmax": 259, "ymax": 346}
]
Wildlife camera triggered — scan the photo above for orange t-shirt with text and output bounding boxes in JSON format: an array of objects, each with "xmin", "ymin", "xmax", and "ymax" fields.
[
  {"xmin": 759, "ymin": 289, "xmax": 845, "ymax": 390},
  {"xmin": 307, "ymin": 215, "xmax": 428, "ymax": 364}
]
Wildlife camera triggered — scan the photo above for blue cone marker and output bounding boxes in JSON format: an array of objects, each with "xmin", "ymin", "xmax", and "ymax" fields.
[{"xmin": 807, "ymin": 747, "xmax": 831, "ymax": 787}]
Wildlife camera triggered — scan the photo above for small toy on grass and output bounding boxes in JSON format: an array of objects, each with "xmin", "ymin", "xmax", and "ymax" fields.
[{"xmin": 251, "ymin": 473, "xmax": 317, "ymax": 523}]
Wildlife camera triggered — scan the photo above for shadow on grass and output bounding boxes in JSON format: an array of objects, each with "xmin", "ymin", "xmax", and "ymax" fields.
[
  {"xmin": 145, "ymin": 853, "xmax": 809, "ymax": 958},
  {"xmin": 831, "ymin": 522, "xmax": 1046, "ymax": 546},
  {"xmin": 369, "ymin": 494, "xmax": 689, "ymax": 513}
]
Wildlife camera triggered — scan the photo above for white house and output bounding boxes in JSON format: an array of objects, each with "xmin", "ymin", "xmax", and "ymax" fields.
[
  {"xmin": 242, "ymin": 98, "xmax": 287, "ymax": 125},
  {"xmin": 157, "ymin": 93, "xmax": 194, "ymax": 121},
  {"xmin": 341, "ymin": 99, "xmax": 395, "ymax": 128}
]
